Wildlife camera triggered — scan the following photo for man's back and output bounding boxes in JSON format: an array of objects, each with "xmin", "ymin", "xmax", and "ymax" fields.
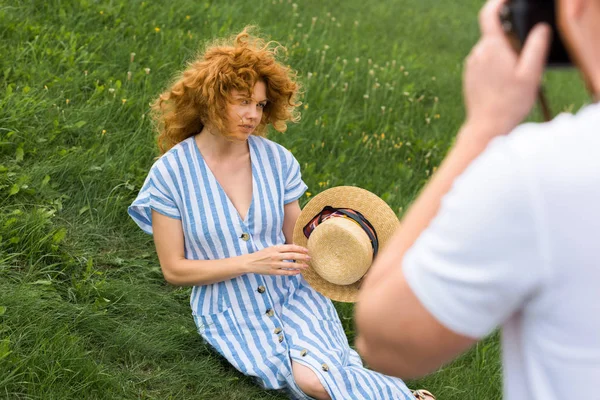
[
  {"xmin": 502, "ymin": 103, "xmax": 600, "ymax": 398},
  {"xmin": 355, "ymin": 1, "xmax": 600, "ymax": 398},
  {"xmin": 401, "ymin": 102, "xmax": 600, "ymax": 399}
]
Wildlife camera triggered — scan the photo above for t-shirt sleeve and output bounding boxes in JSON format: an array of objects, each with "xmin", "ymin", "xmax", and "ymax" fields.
[
  {"xmin": 128, "ymin": 161, "xmax": 181, "ymax": 235},
  {"xmin": 283, "ymin": 150, "xmax": 308, "ymax": 204},
  {"xmin": 402, "ymin": 136, "xmax": 547, "ymax": 339}
]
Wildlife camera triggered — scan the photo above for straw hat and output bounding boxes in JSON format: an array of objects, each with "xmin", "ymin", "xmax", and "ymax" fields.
[{"xmin": 293, "ymin": 186, "xmax": 399, "ymax": 303}]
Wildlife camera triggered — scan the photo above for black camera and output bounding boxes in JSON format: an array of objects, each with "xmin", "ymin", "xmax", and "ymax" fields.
[{"xmin": 500, "ymin": 0, "xmax": 573, "ymax": 67}]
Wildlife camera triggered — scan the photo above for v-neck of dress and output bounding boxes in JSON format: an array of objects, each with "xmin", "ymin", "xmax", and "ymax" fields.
[{"xmin": 193, "ymin": 136, "xmax": 256, "ymax": 224}]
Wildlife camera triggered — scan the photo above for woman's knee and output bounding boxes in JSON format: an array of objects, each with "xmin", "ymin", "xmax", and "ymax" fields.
[{"xmin": 292, "ymin": 362, "xmax": 331, "ymax": 400}]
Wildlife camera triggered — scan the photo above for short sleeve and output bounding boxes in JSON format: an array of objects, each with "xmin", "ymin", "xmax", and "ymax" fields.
[
  {"xmin": 283, "ymin": 150, "xmax": 308, "ymax": 204},
  {"xmin": 128, "ymin": 162, "xmax": 181, "ymax": 235},
  {"xmin": 402, "ymin": 136, "xmax": 546, "ymax": 339}
]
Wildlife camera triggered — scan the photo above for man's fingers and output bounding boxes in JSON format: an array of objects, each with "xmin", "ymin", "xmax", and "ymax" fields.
[
  {"xmin": 517, "ymin": 23, "xmax": 552, "ymax": 82},
  {"xmin": 479, "ymin": 0, "xmax": 508, "ymax": 36}
]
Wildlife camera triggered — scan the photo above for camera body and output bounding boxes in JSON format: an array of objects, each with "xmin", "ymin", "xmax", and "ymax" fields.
[{"xmin": 500, "ymin": 0, "xmax": 572, "ymax": 67}]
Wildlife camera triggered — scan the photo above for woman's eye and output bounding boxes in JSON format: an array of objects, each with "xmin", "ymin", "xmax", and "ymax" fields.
[
  {"xmin": 258, "ymin": 103, "xmax": 266, "ymax": 109},
  {"xmin": 241, "ymin": 99, "xmax": 250, "ymax": 105}
]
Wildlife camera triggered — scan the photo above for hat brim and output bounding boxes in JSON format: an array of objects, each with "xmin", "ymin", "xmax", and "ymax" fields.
[{"xmin": 293, "ymin": 186, "xmax": 400, "ymax": 302}]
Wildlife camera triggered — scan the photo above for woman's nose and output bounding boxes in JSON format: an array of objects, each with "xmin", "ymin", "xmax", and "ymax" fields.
[{"xmin": 246, "ymin": 105, "xmax": 260, "ymax": 120}]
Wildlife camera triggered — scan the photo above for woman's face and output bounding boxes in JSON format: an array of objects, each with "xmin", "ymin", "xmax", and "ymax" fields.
[{"xmin": 225, "ymin": 80, "xmax": 268, "ymax": 140}]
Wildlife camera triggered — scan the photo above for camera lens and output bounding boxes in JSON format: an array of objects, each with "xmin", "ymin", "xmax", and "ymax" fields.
[{"xmin": 499, "ymin": 5, "xmax": 511, "ymax": 20}]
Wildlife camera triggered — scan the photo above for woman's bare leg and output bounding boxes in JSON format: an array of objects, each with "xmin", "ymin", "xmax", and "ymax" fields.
[{"xmin": 291, "ymin": 361, "xmax": 331, "ymax": 400}]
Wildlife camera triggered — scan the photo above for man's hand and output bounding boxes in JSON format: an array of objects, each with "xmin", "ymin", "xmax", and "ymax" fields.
[{"xmin": 463, "ymin": 0, "xmax": 551, "ymax": 140}]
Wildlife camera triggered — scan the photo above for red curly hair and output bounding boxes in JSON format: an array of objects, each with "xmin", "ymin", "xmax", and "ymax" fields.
[{"xmin": 152, "ymin": 26, "xmax": 301, "ymax": 154}]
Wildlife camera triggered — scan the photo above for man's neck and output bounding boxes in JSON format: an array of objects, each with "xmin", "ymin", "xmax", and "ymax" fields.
[{"xmin": 589, "ymin": 66, "xmax": 600, "ymax": 102}]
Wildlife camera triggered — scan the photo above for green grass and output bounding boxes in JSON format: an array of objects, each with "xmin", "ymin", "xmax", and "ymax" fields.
[{"xmin": 0, "ymin": 0, "xmax": 589, "ymax": 399}]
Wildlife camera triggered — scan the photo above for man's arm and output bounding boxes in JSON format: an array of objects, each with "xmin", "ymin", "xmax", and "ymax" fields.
[
  {"xmin": 355, "ymin": 0, "xmax": 551, "ymax": 378},
  {"xmin": 355, "ymin": 130, "xmax": 488, "ymax": 378}
]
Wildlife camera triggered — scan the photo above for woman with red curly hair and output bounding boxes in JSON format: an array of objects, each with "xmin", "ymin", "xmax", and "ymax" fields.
[{"xmin": 128, "ymin": 27, "xmax": 418, "ymax": 400}]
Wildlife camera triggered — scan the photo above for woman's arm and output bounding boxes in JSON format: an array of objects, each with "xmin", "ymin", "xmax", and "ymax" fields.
[
  {"xmin": 283, "ymin": 200, "xmax": 302, "ymax": 244},
  {"xmin": 152, "ymin": 210, "xmax": 249, "ymax": 286},
  {"xmin": 152, "ymin": 209, "xmax": 309, "ymax": 286}
]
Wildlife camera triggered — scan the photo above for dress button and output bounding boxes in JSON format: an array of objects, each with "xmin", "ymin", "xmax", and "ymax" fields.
[
  {"xmin": 278, "ymin": 334, "xmax": 284, "ymax": 343},
  {"xmin": 257, "ymin": 285, "xmax": 266, "ymax": 294},
  {"xmin": 274, "ymin": 327, "xmax": 282, "ymax": 334},
  {"xmin": 300, "ymin": 349, "xmax": 308, "ymax": 357},
  {"xmin": 266, "ymin": 308, "xmax": 274, "ymax": 317},
  {"xmin": 240, "ymin": 233, "xmax": 250, "ymax": 241},
  {"xmin": 321, "ymin": 363, "xmax": 329, "ymax": 372}
]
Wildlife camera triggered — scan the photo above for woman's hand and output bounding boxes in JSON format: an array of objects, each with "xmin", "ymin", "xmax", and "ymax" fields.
[
  {"xmin": 243, "ymin": 244, "xmax": 310, "ymax": 276},
  {"xmin": 462, "ymin": 0, "xmax": 551, "ymax": 142}
]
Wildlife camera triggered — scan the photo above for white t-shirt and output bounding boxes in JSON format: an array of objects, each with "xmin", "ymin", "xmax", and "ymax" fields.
[{"xmin": 403, "ymin": 102, "xmax": 600, "ymax": 400}]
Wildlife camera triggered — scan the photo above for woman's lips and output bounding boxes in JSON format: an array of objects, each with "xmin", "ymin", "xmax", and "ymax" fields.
[{"xmin": 239, "ymin": 125, "xmax": 255, "ymax": 133}]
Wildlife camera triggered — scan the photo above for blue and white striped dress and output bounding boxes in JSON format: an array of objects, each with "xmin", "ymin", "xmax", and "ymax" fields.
[{"xmin": 128, "ymin": 135, "xmax": 414, "ymax": 400}]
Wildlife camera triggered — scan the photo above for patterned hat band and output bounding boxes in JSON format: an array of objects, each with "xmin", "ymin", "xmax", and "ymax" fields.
[{"xmin": 302, "ymin": 206, "xmax": 380, "ymax": 258}]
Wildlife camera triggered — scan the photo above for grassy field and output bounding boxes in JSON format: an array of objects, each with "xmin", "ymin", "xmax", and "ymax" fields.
[{"xmin": 0, "ymin": 0, "xmax": 589, "ymax": 399}]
